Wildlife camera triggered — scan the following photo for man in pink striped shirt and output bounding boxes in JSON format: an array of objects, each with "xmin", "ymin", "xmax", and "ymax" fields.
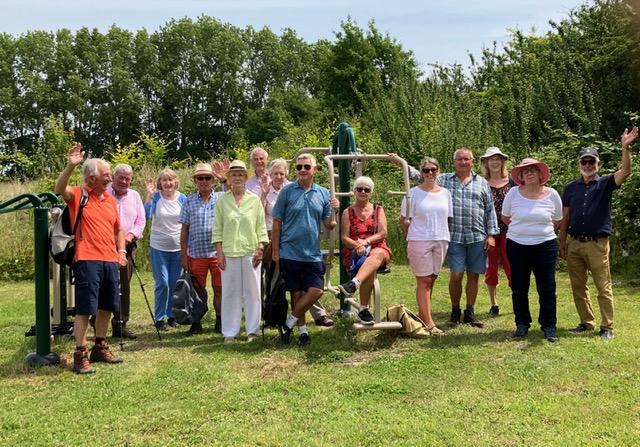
[{"xmin": 108, "ymin": 164, "xmax": 146, "ymax": 339}]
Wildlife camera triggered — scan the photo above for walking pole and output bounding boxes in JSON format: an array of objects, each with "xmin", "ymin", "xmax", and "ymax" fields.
[{"xmin": 127, "ymin": 242, "xmax": 162, "ymax": 341}]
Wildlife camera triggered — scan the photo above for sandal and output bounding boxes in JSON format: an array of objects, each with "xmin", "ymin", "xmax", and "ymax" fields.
[{"xmin": 425, "ymin": 322, "xmax": 445, "ymax": 336}]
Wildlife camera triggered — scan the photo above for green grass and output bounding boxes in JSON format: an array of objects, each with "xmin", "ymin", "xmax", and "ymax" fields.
[{"xmin": 0, "ymin": 266, "xmax": 639, "ymax": 446}]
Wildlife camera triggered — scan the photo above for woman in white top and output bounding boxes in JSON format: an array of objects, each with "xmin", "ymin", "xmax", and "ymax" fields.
[
  {"xmin": 502, "ymin": 158, "xmax": 563, "ymax": 342},
  {"xmin": 401, "ymin": 156, "xmax": 452, "ymax": 335},
  {"xmin": 145, "ymin": 169, "xmax": 187, "ymax": 331}
]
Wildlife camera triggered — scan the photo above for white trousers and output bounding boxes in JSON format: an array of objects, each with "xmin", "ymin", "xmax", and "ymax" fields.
[{"xmin": 221, "ymin": 256, "xmax": 262, "ymax": 338}]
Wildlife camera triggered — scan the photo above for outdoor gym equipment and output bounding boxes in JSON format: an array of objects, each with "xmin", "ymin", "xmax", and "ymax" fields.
[
  {"xmin": 324, "ymin": 152, "xmax": 411, "ymax": 331},
  {"xmin": 0, "ymin": 192, "xmax": 61, "ymax": 366},
  {"xmin": 284, "ymin": 122, "xmax": 412, "ymax": 331}
]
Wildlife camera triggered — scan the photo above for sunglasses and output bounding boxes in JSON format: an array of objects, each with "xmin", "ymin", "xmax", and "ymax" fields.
[
  {"xmin": 422, "ymin": 167, "xmax": 438, "ymax": 174},
  {"xmin": 580, "ymin": 158, "xmax": 597, "ymax": 166},
  {"xmin": 355, "ymin": 187, "xmax": 371, "ymax": 193},
  {"xmin": 296, "ymin": 164, "xmax": 312, "ymax": 171},
  {"xmin": 195, "ymin": 176, "xmax": 213, "ymax": 181}
]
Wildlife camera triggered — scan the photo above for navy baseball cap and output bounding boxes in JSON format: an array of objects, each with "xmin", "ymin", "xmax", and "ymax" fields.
[{"xmin": 578, "ymin": 147, "xmax": 599, "ymax": 160}]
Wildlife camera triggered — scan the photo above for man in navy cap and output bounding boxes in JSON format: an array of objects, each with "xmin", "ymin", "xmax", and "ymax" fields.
[{"xmin": 559, "ymin": 127, "xmax": 638, "ymax": 340}]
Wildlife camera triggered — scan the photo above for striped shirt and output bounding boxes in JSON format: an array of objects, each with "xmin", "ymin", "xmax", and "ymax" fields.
[
  {"xmin": 178, "ymin": 190, "xmax": 224, "ymax": 258},
  {"xmin": 438, "ymin": 171, "xmax": 499, "ymax": 244}
]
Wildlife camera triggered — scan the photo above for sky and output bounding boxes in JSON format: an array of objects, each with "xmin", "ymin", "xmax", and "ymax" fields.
[{"xmin": 1, "ymin": 0, "xmax": 589, "ymax": 71}]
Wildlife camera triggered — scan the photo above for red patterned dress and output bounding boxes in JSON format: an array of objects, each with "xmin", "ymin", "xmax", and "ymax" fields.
[{"xmin": 341, "ymin": 204, "xmax": 392, "ymax": 272}]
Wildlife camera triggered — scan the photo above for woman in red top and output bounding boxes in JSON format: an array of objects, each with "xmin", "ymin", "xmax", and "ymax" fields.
[
  {"xmin": 480, "ymin": 147, "xmax": 514, "ymax": 317},
  {"xmin": 338, "ymin": 176, "xmax": 391, "ymax": 324}
]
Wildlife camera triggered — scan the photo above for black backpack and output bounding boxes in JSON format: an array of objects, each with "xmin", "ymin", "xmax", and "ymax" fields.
[
  {"xmin": 49, "ymin": 189, "xmax": 89, "ymax": 266},
  {"xmin": 262, "ymin": 262, "xmax": 288, "ymax": 329},
  {"xmin": 172, "ymin": 271, "xmax": 208, "ymax": 325}
]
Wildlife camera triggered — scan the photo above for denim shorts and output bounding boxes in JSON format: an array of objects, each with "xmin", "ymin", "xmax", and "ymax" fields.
[
  {"xmin": 447, "ymin": 241, "xmax": 487, "ymax": 274},
  {"xmin": 73, "ymin": 260, "xmax": 120, "ymax": 315},
  {"xmin": 279, "ymin": 259, "xmax": 325, "ymax": 293}
]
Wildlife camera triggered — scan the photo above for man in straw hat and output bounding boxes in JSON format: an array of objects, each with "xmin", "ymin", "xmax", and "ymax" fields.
[
  {"xmin": 178, "ymin": 162, "xmax": 227, "ymax": 334},
  {"xmin": 559, "ymin": 126, "xmax": 638, "ymax": 341}
]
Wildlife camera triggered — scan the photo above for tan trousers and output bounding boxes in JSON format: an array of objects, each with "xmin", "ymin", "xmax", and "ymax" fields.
[{"xmin": 566, "ymin": 237, "xmax": 614, "ymax": 330}]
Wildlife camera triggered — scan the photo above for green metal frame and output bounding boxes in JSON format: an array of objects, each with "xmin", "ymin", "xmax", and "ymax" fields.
[
  {"xmin": 331, "ymin": 122, "xmax": 358, "ymax": 312},
  {"xmin": 0, "ymin": 192, "xmax": 61, "ymax": 366}
]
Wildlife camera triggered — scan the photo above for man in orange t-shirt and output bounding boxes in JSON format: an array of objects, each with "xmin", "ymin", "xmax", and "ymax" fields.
[{"xmin": 55, "ymin": 143, "xmax": 128, "ymax": 374}]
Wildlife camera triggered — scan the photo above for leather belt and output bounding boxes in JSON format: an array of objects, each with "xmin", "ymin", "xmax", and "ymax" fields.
[{"xmin": 570, "ymin": 235, "xmax": 606, "ymax": 242}]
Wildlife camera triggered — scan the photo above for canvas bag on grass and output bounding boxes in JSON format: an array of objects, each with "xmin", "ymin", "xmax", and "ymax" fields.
[
  {"xmin": 386, "ymin": 304, "xmax": 431, "ymax": 337},
  {"xmin": 49, "ymin": 189, "xmax": 89, "ymax": 266}
]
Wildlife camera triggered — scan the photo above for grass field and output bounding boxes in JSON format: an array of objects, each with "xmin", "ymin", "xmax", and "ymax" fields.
[{"xmin": 0, "ymin": 265, "xmax": 639, "ymax": 446}]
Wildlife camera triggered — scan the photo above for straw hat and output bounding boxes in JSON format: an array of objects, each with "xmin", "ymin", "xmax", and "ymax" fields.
[
  {"xmin": 193, "ymin": 163, "xmax": 214, "ymax": 178},
  {"xmin": 224, "ymin": 159, "xmax": 253, "ymax": 178},
  {"xmin": 511, "ymin": 158, "xmax": 550, "ymax": 186}
]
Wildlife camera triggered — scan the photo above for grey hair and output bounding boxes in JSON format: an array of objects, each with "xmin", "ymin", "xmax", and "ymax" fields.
[
  {"xmin": 296, "ymin": 153, "xmax": 316, "ymax": 166},
  {"xmin": 82, "ymin": 158, "xmax": 110, "ymax": 180},
  {"xmin": 113, "ymin": 163, "xmax": 133, "ymax": 177},
  {"xmin": 268, "ymin": 158, "xmax": 289, "ymax": 175},
  {"xmin": 453, "ymin": 147, "xmax": 474, "ymax": 160},
  {"xmin": 353, "ymin": 176, "xmax": 374, "ymax": 192},
  {"xmin": 250, "ymin": 146, "xmax": 268, "ymax": 159}
]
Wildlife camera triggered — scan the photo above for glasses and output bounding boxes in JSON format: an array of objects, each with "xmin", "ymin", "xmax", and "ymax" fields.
[
  {"xmin": 296, "ymin": 164, "xmax": 312, "ymax": 171},
  {"xmin": 195, "ymin": 176, "xmax": 213, "ymax": 181},
  {"xmin": 455, "ymin": 157, "xmax": 473, "ymax": 162},
  {"xmin": 421, "ymin": 167, "xmax": 438, "ymax": 174},
  {"xmin": 580, "ymin": 158, "xmax": 597, "ymax": 166},
  {"xmin": 355, "ymin": 187, "xmax": 371, "ymax": 193}
]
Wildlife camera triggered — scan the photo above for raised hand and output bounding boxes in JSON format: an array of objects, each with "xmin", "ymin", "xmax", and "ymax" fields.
[
  {"xmin": 145, "ymin": 178, "xmax": 156, "ymax": 195},
  {"xmin": 621, "ymin": 126, "xmax": 639, "ymax": 148},
  {"xmin": 68, "ymin": 142, "xmax": 85, "ymax": 166},
  {"xmin": 260, "ymin": 173, "xmax": 271, "ymax": 195}
]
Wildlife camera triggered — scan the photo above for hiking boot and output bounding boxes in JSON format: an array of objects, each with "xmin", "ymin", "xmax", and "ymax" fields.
[
  {"xmin": 112, "ymin": 326, "xmax": 138, "ymax": 340},
  {"xmin": 542, "ymin": 327, "xmax": 559, "ymax": 343},
  {"xmin": 463, "ymin": 309, "xmax": 484, "ymax": 328},
  {"xmin": 489, "ymin": 305, "xmax": 500, "ymax": 317},
  {"xmin": 90, "ymin": 340, "xmax": 123, "ymax": 364},
  {"xmin": 214, "ymin": 316, "xmax": 222, "ymax": 334},
  {"xmin": 188, "ymin": 322, "xmax": 203, "ymax": 336},
  {"xmin": 448, "ymin": 308, "xmax": 461, "ymax": 325},
  {"xmin": 358, "ymin": 308, "xmax": 375, "ymax": 325},
  {"xmin": 73, "ymin": 347, "xmax": 96, "ymax": 374},
  {"xmin": 155, "ymin": 320, "xmax": 168, "ymax": 331},
  {"xmin": 338, "ymin": 280, "xmax": 357, "ymax": 296},
  {"xmin": 569, "ymin": 323, "xmax": 590, "ymax": 334},
  {"xmin": 314, "ymin": 315, "xmax": 334, "ymax": 327},
  {"xmin": 298, "ymin": 333, "xmax": 310, "ymax": 346},
  {"xmin": 513, "ymin": 324, "xmax": 529, "ymax": 338},
  {"xmin": 599, "ymin": 328, "xmax": 614, "ymax": 341},
  {"xmin": 279, "ymin": 324, "xmax": 292, "ymax": 345},
  {"xmin": 167, "ymin": 318, "xmax": 180, "ymax": 328}
]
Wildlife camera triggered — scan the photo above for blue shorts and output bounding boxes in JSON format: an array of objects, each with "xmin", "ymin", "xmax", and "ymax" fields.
[
  {"xmin": 73, "ymin": 261, "xmax": 120, "ymax": 315},
  {"xmin": 447, "ymin": 241, "xmax": 487, "ymax": 274},
  {"xmin": 279, "ymin": 259, "xmax": 325, "ymax": 293}
]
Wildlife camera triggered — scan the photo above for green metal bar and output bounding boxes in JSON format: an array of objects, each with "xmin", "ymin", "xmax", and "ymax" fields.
[
  {"xmin": 33, "ymin": 206, "xmax": 51, "ymax": 356},
  {"xmin": 332, "ymin": 122, "xmax": 358, "ymax": 312}
]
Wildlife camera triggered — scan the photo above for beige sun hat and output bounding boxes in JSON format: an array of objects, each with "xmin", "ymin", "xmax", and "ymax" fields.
[
  {"xmin": 480, "ymin": 147, "xmax": 509, "ymax": 160},
  {"xmin": 224, "ymin": 159, "xmax": 253, "ymax": 178},
  {"xmin": 193, "ymin": 163, "xmax": 214, "ymax": 178}
]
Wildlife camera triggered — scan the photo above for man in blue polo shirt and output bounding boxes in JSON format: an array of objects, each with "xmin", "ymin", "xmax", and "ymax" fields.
[
  {"xmin": 271, "ymin": 153, "xmax": 338, "ymax": 346},
  {"xmin": 559, "ymin": 126, "xmax": 637, "ymax": 340}
]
